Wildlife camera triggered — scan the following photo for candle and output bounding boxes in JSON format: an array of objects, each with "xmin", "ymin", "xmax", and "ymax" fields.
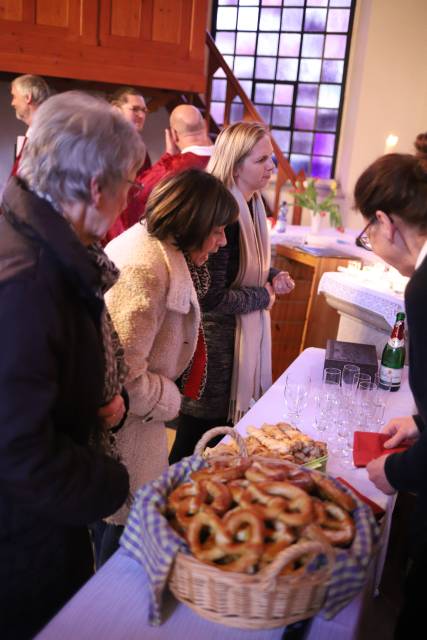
[{"xmin": 384, "ymin": 134, "xmax": 399, "ymax": 154}]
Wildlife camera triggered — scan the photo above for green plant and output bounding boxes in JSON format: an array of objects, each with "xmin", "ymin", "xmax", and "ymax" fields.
[{"xmin": 293, "ymin": 178, "xmax": 343, "ymax": 229}]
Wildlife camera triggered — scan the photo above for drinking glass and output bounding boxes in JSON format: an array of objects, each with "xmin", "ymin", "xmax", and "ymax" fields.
[
  {"xmin": 284, "ymin": 375, "xmax": 310, "ymax": 425},
  {"xmin": 323, "ymin": 367, "xmax": 341, "ymax": 386},
  {"xmin": 342, "ymin": 364, "xmax": 360, "ymax": 397},
  {"xmin": 353, "ymin": 372, "xmax": 371, "ymax": 390},
  {"xmin": 357, "ymin": 381, "xmax": 378, "ymax": 431}
]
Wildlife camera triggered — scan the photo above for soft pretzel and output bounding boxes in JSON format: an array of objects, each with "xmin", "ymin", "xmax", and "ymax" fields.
[
  {"xmin": 197, "ymin": 478, "xmax": 232, "ymax": 515},
  {"xmin": 258, "ymin": 481, "xmax": 313, "ymax": 527},
  {"xmin": 186, "ymin": 509, "xmax": 228, "ymax": 562},
  {"xmin": 312, "ymin": 473, "xmax": 356, "ymax": 512},
  {"xmin": 312, "ymin": 499, "xmax": 355, "ymax": 546},
  {"xmin": 168, "ymin": 482, "xmax": 206, "ymax": 529}
]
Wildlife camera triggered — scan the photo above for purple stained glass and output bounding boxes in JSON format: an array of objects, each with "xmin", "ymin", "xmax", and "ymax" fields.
[
  {"xmin": 255, "ymin": 57, "xmax": 277, "ymax": 80},
  {"xmin": 307, "ymin": 0, "xmax": 328, "ymax": 5},
  {"xmin": 218, "ymin": 0, "xmax": 237, "ymax": 5},
  {"xmin": 311, "ymin": 156, "xmax": 333, "ymax": 179},
  {"xmin": 299, "ymin": 58, "xmax": 321, "ymax": 82},
  {"xmin": 294, "ymin": 107, "xmax": 315, "ymax": 130},
  {"xmin": 215, "ymin": 31, "xmax": 236, "ymax": 55},
  {"xmin": 257, "ymin": 32, "xmax": 279, "ymax": 56},
  {"xmin": 255, "ymin": 82, "xmax": 275, "ymax": 103},
  {"xmin": 321, "ymin": 60, "xmax": 344, "ymax": 83},
  {"xmin": 317, "ymin": 109, "xmax": 338, "ymax": 132},
  {"xmin": 290, "ymin": 153, "xmax": 310, "ymax": 174},
  {"xmin": 330, "ymin": 0, "xmax": 352, "ymax": 7},
  {"xmin": 305, "ymin": 9, "xmax": 327, "ymax": 32},
  {"xmin": 239, "ymin": 80, "xmax": 253, "ymax": 97},
  {"xmin": 272, "ymin": 106, "xmax": 291, "ymax": 127},
  {"xmin": 210, "ymin": 102, "xmax": 225, "ymax": 126},
  {"xmin": 292, "ymin": 131, "xmax": 314, "ymax": 154},
  {"xmin": 213, "ymin": 67, "xmax": 226, "ymax": 79},
  {"xmin": 211, "ymin": 79, "xmax": 227, "ymax": 101},
  {"xmin": 283, "ymin": 0, "xmax": 304, "ymax": 6},
  {"xmin": 324, "ymin": 34, "xmax": 347, "ymax": 59},
  {"xmin": 234, "ymin": 56, "xmax": 255, "ymax": 78},
  {"xmin": 230, "ymin": 102, "xmax": 245, "ymax": 122},
  {"xmin": 261, "ymin": 0, "xmax": 282, "ymax": 6},
  {"xmin": 237, "ymin": 7, "xmax": 259, "ymax": 31},
  {"xmin": 259, "ymin": 8, "xmax": 281, "ymax": 31},
  {"xmin": 216, "ymin": 7, "xmax": 237, "ymax": 30},
  {"xmin": 235, "ymin": 32, "xmax": 257, "ymax": 55},
  {"xmin": 296, "ymin": 84, "xmax": 318, "ymax": 107},
  {"xmin": 274, "ymin": 84, "xmax": 294, "ymax": 105},
  {"xmin": 327, "ymin": 9, "xmax": 350, "ymax": 33},
  {"xmin": 279, "ymin": 33, "xmax": 301, "ymax": 57},
  {"xmin": 318, "ymin": 84, "xmax": 341, "ymax": 108},
  {"xmin": 281, "ymin": 8, "xmax": 303, "ymax": 31},
  {"xmin": 239, "ymin": 0, "xmax": 258, "ymax": 4},
  {"xmin": 313, "ymin": 132, "xmax": 335, "ymax": 156},
  {"xmin": 272, "ymin": 129, "xmax": 291, "ymax": 154},
  {"xmin": 255, "ymin": 104, "xmax": 272, "ymax": 122},
  {"xmin": 277, "ymin": 58, "xmax": 298, "ymax": 81},
  {"xmin": 224, "ymin": 55, "xmax": 234, "ymax": 69},
  {"xmin": 301, "ymin": 34, "xmax": 325, "ymax": 58}
]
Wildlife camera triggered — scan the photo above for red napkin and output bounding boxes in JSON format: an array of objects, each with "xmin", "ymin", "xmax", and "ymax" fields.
[
  {"xmin": 353, "ymin": 431, "xmax": 410, "ymax": 468},
  {"xmin": 335, "ymin": 476, "xmax": 385, "ymax": 518}
]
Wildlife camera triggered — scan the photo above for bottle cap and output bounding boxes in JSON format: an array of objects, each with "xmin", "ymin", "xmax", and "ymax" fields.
[{"xmin": 396, "ymin": 312, "xmax": 405, "ymax": 321}]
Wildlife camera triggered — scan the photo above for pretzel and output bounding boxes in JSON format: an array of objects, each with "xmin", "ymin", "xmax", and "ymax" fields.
[
  {"xmin": 312, "ymin": 473, "xmax": 356, "ymax": 512},
  {"xmin": 197, "ymin": 479, "xmax": 232, "ymax": 515},
  {"xmin": 221, "ymin": 507, "xmax": 265, "ymax": 555},
  {"xmin": 312, "ymin": 499, "xmax": 355, "ymax": 546},
  {"xmin": 240, "ymin": 483, "xmax": 287, "ymax": 519},
  {"xmin": 186, "ymin": 509, "xmax": 229, "ymax": 562},
  {"xmin": 245, "ymin": 460, "xmax": 291, "ymax": 483},
  {"xmin": 168, "ymin": 482, "xmax": 206, "ymax": 529},
  {"xmin": 191, "ymin": 459, "xmax": 251, "ymax": 483},
  {"xmin": 258, "ymin": 481, "xmax": 313, "ymax": 527}
]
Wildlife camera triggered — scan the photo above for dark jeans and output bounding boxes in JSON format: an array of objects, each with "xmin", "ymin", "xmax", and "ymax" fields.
[
  {"xmin": 394, "ymin": 543, "xmax": 427, "ymax": 639},
  {"xmin": 168, "ymin": 413, "xmax": 231, "ymax": 464},
  {"xmin": 91, "ymin": 521, "xmax": 124, "ymax": 569}
]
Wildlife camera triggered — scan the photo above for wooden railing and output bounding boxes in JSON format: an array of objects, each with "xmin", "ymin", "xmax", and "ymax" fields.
[{"xmin": 205, "ymin": 32, "xmax": 305, "ymax": 223}]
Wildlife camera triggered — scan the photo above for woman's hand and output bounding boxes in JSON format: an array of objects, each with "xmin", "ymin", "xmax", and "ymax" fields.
[
  {"xmin": 381, "ymin": 416, "xmax": 419, "ymax": 448},
  {"xmin": 366, "ymin": 455, "xmax": 396, "ymax": 495},
  {"xmin": 264, "ymin": 282, "xmax": 276, "ymax": 310},
  {"xmin": 272, "ymin": 271, "xmax": 295, "ymax": 295},
  {"xmin": 98, "ymin": 394, "xmax": 126, "ymax": 429}
]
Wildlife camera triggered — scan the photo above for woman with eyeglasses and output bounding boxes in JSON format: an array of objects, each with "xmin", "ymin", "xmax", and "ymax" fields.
[{"xmin": 354, "ymin": 133, "xmax": 427, "ymax": 638}]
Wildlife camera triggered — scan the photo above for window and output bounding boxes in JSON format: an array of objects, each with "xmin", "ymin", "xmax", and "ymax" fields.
[{"xmin": 212, "ymin": 0, "xmax": 356, "ymax": 179}]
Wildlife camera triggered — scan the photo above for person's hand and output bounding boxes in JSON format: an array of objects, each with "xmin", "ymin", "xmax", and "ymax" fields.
[
  {"xmin": 264, "ymin": 282, "xmax": 276, "ymax": 310},
  {"xmin": 381, "ymin": 416, "xmax": 419, "ymax": 448},
  {"xmin": 98, "ymin": 394, "xmax": 126, "ymax": 429},
  {"xmin": 272, "ymin": 271, "xmax": 295, "ymax": 295},
  {"xmin": 366, "ymin": 455, "xmax": 396, "ymax": 495},
  {"xmin": 165, "ymin": 128, "xmax": 179, "ymax": 155}
]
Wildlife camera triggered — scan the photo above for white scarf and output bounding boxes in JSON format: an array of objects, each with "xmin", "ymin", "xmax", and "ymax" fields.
[{"xmin": 228, "ymin": 186, "xmax": 272, "ymax": 423}]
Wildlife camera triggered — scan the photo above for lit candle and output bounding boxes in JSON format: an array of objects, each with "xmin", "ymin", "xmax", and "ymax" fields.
[{"xmin": 384, "ymin": 134, "xmax": 399, "ymax": 154}]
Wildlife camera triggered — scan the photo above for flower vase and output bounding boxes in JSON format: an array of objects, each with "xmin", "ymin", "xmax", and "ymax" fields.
[{"xmin": 310, "ymin": 212, "xmax": 321, "ymax": 234}]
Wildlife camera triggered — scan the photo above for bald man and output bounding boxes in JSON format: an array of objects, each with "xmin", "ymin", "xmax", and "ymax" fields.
[{"xmin": 104, "ymin": 105, "xmax": 213, "ymax": 242}]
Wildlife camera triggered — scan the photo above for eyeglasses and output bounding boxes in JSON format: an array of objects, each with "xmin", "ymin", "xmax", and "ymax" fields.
[{"xmin": 355, "ymin": 218, "xmax": 375, "ymax": 251}]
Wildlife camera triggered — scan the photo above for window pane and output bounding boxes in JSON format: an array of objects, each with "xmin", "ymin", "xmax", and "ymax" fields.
[
  {"xmin": 259, "ymin": 8, "xmax": 281, "ymax": 31},
  {"xmin": 317, "ymin": 109, "xmax": 339, "ymax": 131},
  {"xmin": 307, "ymin": 0, "xmax": 328, "ymax": 6},
  {"xmin": 215, "ymin": 31, "xmax": 236, "ymax": 55},
  {"xmin": 301, "ymin": 34, "xmax": 324, "ymax": 57},
  {"xmin": 255, "ymin": 57, "xmax": 277, "ymax": 79},
  {"xmin": 279, "ymin": 33, "xmax": 301, "ymax": 56},
  {"xmin": 256, "ymin": 104, "xmax": 272, "ymax": 122},
  {"xmin": 318, "ymin": 84, "xmax": 341, "ymax": 108},
  {"xmin": 283, "ymin": 0, "xmax": 304, "ymax": 5},
  {"xmin": 299, "ymin": 58, "xmax": 321, "ymax": 82},
  {"xmin": 321, "ymin": 60, "xmax": 344, "ymax": 83},
  {"xmin": 330, "ymin": 0, "xmax": 352, "ymax": 7},
  {"xmin": 214, "ymin": 67, "xmax": 226, "ymax": 78},
  {"xmin": 313, "ymin": 132, "xmax": 335, "ymax": 155},
  {"xmin": 327, "ymin": 9, "xmax": 350, "ymax": 32},
  {"xmin": 234, "ymin": 56, "xmax": 255, "ymax": 78},
  {"xmin": 294, "ymin": 107, "xmax": 315, "ymax": 129},
  {"xmin": 212, "ymin": 78, "xmax": 227, "ymax": 101},
  {"xmin": 277, "ymin": 58, "xmax": 298, "ymax": 81},
  {"xmin": 312, "ymin": 156, "xmax": 332, "ymax": 179},
  {"xmin": 281, "ymin": 8, "xmax": 303, "ymax": 31},
  {"xmin": 235, "ymin": 31, "xmax": 257, "ymax": 55},
  {"xmin": 255, "ymin": 82, "xmax": 275, "ymax": 103},
  {"xmin": 324, "ymin": 34, "xmax": 347, "ymax": 58},
  {"xmin": 274, "ymin": 84, "xmax": 294, "ymax": 105},
  {"xmin": 211, "ymin": 102, "xmax": 225, "ymax": 126},
  {"xmin": 239, "ymin": 80, "xmax": 253, "ymax": 97},
  {"xmin": 290, "ymin": 153, "xmax": 310, "ymax": 174},
  {"xmin": 230, "ymin": 102, "xmax": 245, "ymax": 122},
  {"xmin": 257, "ymin": 32, "xmax": 279, "ymax": 56},
  {"xmin": 292, "ymin": 131, "xmax": 313, "ymax": 154},
  {"xmin": 272, "ymin": 129, "xmax": 291, "ymax": 154},
  {"xmin": 224, "ymin": 54, "xmax": 234, "ymax": 69},
  {"xmin": 261, "ymin": 0, "xmax": 282, "ymax": 6},
  {"xmin": 296, "ymin": 83, "xmax": 318, "ymax": 106},
  {"xmin": 217, "ymin": 7, "xmax": 237, "ymax": 30},
  {"xmin": 305, "ymin": 8, "xmax": 327, "ymax": 32},
  {"xmin": 218, "ymin": 0, "xmax": 237, "ymax": 4},
  {"xmin": 237, "ymin": 7, "xmax": 259, "ymax": 30},
  {"xmin": 272, "ymin": 106, "xmax": 291, "ymax": 127}
]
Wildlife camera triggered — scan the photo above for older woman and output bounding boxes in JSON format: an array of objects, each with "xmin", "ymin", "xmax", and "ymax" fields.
[
  {"xmin": 169, "ymin": 122, "xmax": 295, "ymax": 463},
  {"xmin": 354, "ymin": 139, "xmax": 427, "ymax": 637},
  {"xmin": 0, "ymin": 91, "xmax": 144, "ymax": 638},
  {"xmin": 97, "ymin": 168, "xmax": 238, "ymax": 561}
]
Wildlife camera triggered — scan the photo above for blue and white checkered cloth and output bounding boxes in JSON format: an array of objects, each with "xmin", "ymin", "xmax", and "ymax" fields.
[{"xmin": 120, "ymin": 456, "xmax": 380, "ymax": 626}]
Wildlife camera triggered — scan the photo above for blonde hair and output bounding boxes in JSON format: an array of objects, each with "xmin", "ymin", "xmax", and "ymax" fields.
[{"xmin": 207, "ymin": 121, "xmax": 270, "ymax": 188}]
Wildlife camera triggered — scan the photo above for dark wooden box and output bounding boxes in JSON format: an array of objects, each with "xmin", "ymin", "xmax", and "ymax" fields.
[{"xmin": 324, "ymin": 340, "xmax": 378, "ymax": 379}]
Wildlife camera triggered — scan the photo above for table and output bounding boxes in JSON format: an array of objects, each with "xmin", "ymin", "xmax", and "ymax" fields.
[{"xmin": 37, "ymin": 348, "xmax": 416, "ymax": 640}]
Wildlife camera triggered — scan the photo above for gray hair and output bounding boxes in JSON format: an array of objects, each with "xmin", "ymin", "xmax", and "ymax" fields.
[
  {"xmin": 19, "ymin": 91, "xmax": 145, "ymax": 209},
  {"xmin": 12, "ymin": 74, "xmax": 51, "ymax": 106}
]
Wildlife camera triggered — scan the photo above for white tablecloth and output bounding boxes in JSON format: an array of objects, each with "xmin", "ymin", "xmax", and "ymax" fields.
[{"xmin": 37, "ymin": 348, "xmax": 416, "ymax": 640}]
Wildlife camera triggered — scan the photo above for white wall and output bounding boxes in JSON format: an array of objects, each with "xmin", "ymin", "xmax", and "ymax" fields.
[{"xmin": 336, "ymin": 0, "xmax": 427, "ymax": 229}]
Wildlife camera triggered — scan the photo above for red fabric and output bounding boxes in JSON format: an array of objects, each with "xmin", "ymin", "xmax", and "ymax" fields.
[
  {"xmin": 353, "ymin": 431, "xmax": 410, "ymax": 468},
  {"xmin": 181, "ymin": 326, "xmax": 207, "ymax": 401},
  {"xmin": 335, "ymin": 476, "xmax": 385, "ymax": 518},
  {"xmin": 10, "ymin": 136, "xmax": 27, "ymax": 177}
]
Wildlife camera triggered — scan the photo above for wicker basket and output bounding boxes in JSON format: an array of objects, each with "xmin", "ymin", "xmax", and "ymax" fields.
[{"xmin": 168, "ymin": 426, "xmax": 336, "ymax": 630}]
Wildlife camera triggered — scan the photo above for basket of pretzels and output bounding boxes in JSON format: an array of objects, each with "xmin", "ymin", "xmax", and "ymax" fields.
[{"xmin": 164, "ymin": 426, "xmax": 360, "ymax": 630}]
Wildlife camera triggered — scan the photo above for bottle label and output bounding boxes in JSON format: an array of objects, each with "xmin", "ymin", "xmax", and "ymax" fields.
[
  {"xmin": 379, "ymin": 364, "xmax": 402, "ymax": 387},
  {"xmin": 388, "ymin": 337, "xmax": 404, "ymax": 348}
]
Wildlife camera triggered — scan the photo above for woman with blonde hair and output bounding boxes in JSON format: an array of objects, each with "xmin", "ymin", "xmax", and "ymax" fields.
[{"xmin": 170, "ymin": 121, "xmax": 295, "ymax": 462}]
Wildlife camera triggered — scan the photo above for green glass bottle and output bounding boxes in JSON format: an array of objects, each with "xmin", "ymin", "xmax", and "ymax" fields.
[{"xmin": 379, "ymin": 312, "xmax": 405, "ymax": 391}]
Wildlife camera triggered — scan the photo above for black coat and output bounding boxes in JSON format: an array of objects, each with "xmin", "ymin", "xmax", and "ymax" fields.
[{"xmin": 0, "ymin": 179, "xmax": 129, "ymax": 639}]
